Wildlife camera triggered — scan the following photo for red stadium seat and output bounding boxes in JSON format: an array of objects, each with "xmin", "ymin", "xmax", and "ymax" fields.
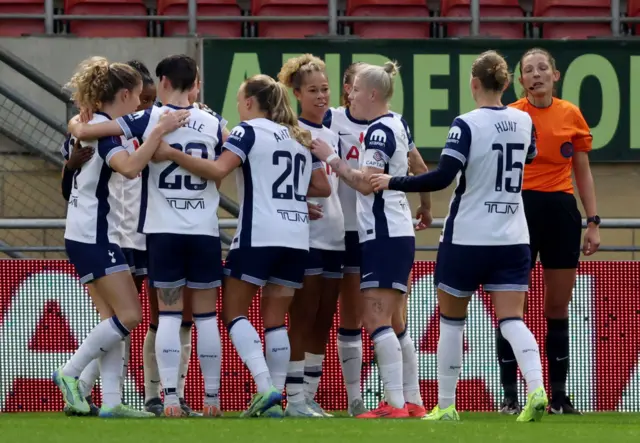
[
  {"xmin": 0, "ymin": 0, "xmax": 44, "ymax": 36},
  {"xmin": 65, "ymin": 0, "xmax": 148, "ymax": 37},
  {"xmin": 534, "ymin": 0, "xmax": 611, "ymax": 39},
  {"xmin": 158, "ymin": 0, "xmax": 241, "ymax": 37},
  {"xmin": 627, "ymin": 0, "xmax": 640, "ymax": 34},
  {"xmin": 347, "ymin": 0, "xmax": 430, "ymax": 39},
  {"xmin": 252, "ymin": 0, "xmax": 328, "ymax": 38},
  {"xmin": 441, "ymin": 0, "xmax": 524, "ymax": 38}
]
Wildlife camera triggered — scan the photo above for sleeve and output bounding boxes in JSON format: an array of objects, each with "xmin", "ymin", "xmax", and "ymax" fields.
[
  {"xmin": 60, "ymin": 135, "xmax": 73, "ymax": 161},
  {"xmin": 61, "ymin": 166, "xmax": 74, "ymax": 201},
  {"xmin": 441, "ymin": 117, "xmax": 471, "ymax": 166},
  {"xmin": 362, "ymin": 122, "xmax": 396, "ymax": 170},
  {"xmin": 311, "ymin": 153, "xmax": 323, "ymax": 170},
  {"xmin": 322, "ymin": 109, "xmax": 332, "ymax": 129},
  {"xmin": 571, "ymin": 106, "xmax": 593, "ymax": 152},
  {"xmin": 212, "ymin": 112, "xmax": 227, "ymax": 159},
  {"xmin": 388, "ymin": 155, "xmax": 462, "ymax": 193},
  {"xmin": 97, "ymin": 136, "xmax": 126, "ymax": 167},
  {"xmin": 222, "ymin": 123, "xmax": 255, "ymax": 163},
  {"xmin": 526, "ymin": 122, "xmax": 537, "ymax": 164},
  {"xmin": 399, "ymin": 116, "xmax": 416, "ymax": 151},
  {"xmin": 116, "ymin": 107, "xmax": 153, "ymax": 140}
]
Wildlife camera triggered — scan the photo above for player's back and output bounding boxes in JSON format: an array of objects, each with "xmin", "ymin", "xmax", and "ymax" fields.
[
  {"xmin": 229, "ymin": 118, "xmax": 313, "ymax": 250},
  {"xmin": 443, "ymin": 106, "xmax": 535, "ymax": 246},
  {"xmin": 64, "ymin": 113, "xmax": 125, "ymax": 245},
  {"xmin": 140, "ymin": 105, "xmax": 224, "ymax": 236}
]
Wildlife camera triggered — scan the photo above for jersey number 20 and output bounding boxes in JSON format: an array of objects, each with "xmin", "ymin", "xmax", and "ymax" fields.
[
  {"xmin": 492, "ymin": 143, "xmax": 524, "ymax": 193},
  {"xmin": 272, "ymin": 151, "xmax": 307, "ymax": 201},
  {"xmin": 158, "ymin": 143, "xmax": 208, "ymax": 191}
]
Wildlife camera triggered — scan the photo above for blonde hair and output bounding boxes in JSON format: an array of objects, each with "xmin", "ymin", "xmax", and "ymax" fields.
[
  {"xmin": 356, "ymin": 61, "xmax": 399, "ymax": 103},
  {"xmin": 277, "ymin": 54, "xmax": 326, "ymax": 90},
  {"xmin": 342, "ymin": 62, "xmax": 367, "ymax": 107},
  {"xmin": 471, "ymin": 50, "xmax": 511, "ymax": 92},
  {"xmin": 243, "ymin": 74, "xmax": 312, "ymax": 147},
  {"xmin": 65, "ymin": 56, "xmax": 141, "ymax": 112}
]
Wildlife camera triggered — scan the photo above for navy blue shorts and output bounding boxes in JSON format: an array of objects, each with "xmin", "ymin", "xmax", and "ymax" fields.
[
  {"xmin": 360, "ymin": 236, "xmax": 415, "ymax": 293},
  {"xmin": 147, "ymin": 234, "xmax": 222, "ymax": 289},
  {"xmin": 65, "ymin": 239, "xmax": 130, "ymax": 284},
  {"xmin": 224, "ymin": 246, "xmax": 308, "ymax": 289},
  {"xmin": 343, "ymin": 231, "xmax": 360, "ymax": 274},
  {"xmin": 121, "ymin": 248, "xmax": 148, "ymax": 277},
  {"xmin": 434, "ymin": 242, "xmax": 531, "ymax": 297},
  {"xmin": 305, "ymin": 248, "xmax": 345, "ymax": 279}
]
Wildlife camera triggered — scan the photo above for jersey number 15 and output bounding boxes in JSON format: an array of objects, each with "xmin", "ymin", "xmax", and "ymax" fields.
[
  {"xmin": 272, "ymin": 151, "xmax": 307, "ymax": 201},
  {"xmin": 492, "ymin": 143, "xmax": 524, "ymax": 193}
]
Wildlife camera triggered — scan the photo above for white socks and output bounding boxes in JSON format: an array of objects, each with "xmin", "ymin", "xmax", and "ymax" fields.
[
  {"xmin": 228, "ymin": 316, "xmax": 272, "ymax": 394},
  {"xmin": 193, "ymin": 313, "xmax": 221, "ymax": 406},
  {"xmin": 371, "ymin": 326, "xmax": 404, "ymax": 408},
  {"xmin": 398, "ymin": 329, "xmax": 422, "ymax": 406},
  {"xmin": 78, "ymin": 359, "xmax": 100, "ymax": 398},
  {"xmin": 178, "ymin": 322, "xmax": 193, "ymax": 399},
  {"xmin": 437, "ymin": 315, "xmax": 465, "ymax": 409},
  {"xmin": 304, "ymin": 352, "xmax": 324, "ymax": 401},
  {"xmin": 63, "ymin": 316, "xmax": 129, "ymax": 378},
  {"xmin": 285, "ymin": 360, "xmax": 305, "ymax": 405},
  {"xmin": 499, "ymin": 318, "xmax": 544, "ymax": 393},
  {"xmin": 265, "ymin": 325, "xmax": 290, "ymax": 391},
  {"xmin": 337, "ymin": 328, "xmax": 363, "ymax": 403},
  {"xmin": 143, "ymin": 325, "xmax": 161, "ymax": 402},
  {"xmin": 100, "ymin": 339, "xmax": 125, "ymax": 408},
  {"xmin": 156, "ymin": 313, "xmax": 182, "ymax": 405}
]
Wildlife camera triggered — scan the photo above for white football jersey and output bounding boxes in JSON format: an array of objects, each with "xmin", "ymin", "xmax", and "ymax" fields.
[
  {"xmin": 63, "ymin": 112, "xmax": 127, "ymax": 245},
  {"xmin": 299, "ymin": 118, "xmax": 345, "ymax": 251},
  {"xmin": 224, "ymin": 118, "xmax": 319, "ymax": 250},
  {"xmin": 324, "ymin": 107, "xmax": 415, "ymax": 233},
  {"xmin": 440, "ymin": 106, "xmax": 537, "ymax": 246},
  {"xmin": 116, "ymin": 104, "xmax": 227, "ymax": 236},
  {"xmin": 358, "ymin": 114, "xmax": 414, "ymax": 242},
  {"xmin": 119, "ymin": 137, "xmax": 146, "ymax": 250}
]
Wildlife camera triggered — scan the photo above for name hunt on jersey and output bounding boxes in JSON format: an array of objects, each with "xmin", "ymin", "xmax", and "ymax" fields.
[
  {"xmin": 358, "ymin": 114, "xmax": 414, "ymax": 243},
  {"xmin": 115, "ymin": 104, "xmax": 226, "ymax": 236},
  {"xmin": 441, "ymin": 107, "xmax": 537, "ymax": 246},
  {"xmin": 223, "ymin": 118, "xmax": 320, "ymax": 251}
]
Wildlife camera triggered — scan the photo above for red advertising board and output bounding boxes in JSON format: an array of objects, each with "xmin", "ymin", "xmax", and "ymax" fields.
[{"xmin": 0, "ymin": 260, "xmax": 639, "ymax": 412}]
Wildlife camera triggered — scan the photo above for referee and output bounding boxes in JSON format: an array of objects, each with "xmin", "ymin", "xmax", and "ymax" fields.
[{"xmin": 498, "ymin": 48, "xmax": 600, "ymax": 415}]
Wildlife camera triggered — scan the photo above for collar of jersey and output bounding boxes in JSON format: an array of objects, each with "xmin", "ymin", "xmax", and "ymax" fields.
[
  {"xmin": 95, "ymin": 111, "xmax": 112, "ymax": 120},
  {"xmin": 369, "ymin": 113, "xmax": 394, "ymax": 123},
  {"xmin": 345, "ymin": 107, "xmax": 369, "ymax": 125},
  {"xmin": 164, "ymin": 103, "xmax": 194, "ymax": 110},
  {"xmin": 481, "ymin": 106, "xmax": 507, "ymax": 110},
  {"xmin": 298, "ymin": 117, "xmax": 323, "ymax": 128}
]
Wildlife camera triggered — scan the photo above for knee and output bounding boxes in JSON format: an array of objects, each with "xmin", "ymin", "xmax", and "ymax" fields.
[
  {"xmin": 544, "ymin": 297, "xmax": 570, "ymax": 318},
  {"xmin": 117, "ymin": 307, "xmax": 142, "ymax": 331}
]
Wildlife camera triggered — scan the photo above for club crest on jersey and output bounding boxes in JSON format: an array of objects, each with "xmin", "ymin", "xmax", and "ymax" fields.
[
  {"xmin": 230, "ymin": 126, "xmax": 245, "ymax": 140},
  {"xmin": 447, "ymin": 126, "xmax": 461, "ymax": 144},
  {"xmin": 368, "ymin": 129, "xmax": 387, "ymax": 148},
  {"xmin": 560, "ymin": 142, "xmax": 574, "ymax": 158}
]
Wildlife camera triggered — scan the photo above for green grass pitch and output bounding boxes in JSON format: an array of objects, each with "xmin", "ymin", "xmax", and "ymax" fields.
[{"xmin": 3, "ymin": 412, "xmax": 640, "ymax": 443}]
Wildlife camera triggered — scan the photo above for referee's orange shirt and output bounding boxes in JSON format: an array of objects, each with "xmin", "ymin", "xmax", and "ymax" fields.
[{"xmin": 509, "ymin": 98, "xmax": 592, "ymax": 194}]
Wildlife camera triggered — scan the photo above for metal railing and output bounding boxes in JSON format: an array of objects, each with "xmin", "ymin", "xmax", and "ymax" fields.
[
  {"xmin": 0, "ymin": 218, "xmax": 637, "ymax": 253},
  {"xmin": 0, "ymin": 0, "xmax": 631, "ymax": 38}
]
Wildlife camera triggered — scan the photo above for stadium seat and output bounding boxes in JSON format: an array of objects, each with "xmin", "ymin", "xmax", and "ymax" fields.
[
  {"xmin": 534, "ymin": 0, "xmax": 611, "ymax": 39},
  {"xmin": 627, "ymin": 0, "xmax": 640, "ymax": 35},
  {"xmin": 158, "ymin": 0, "xmax": 242, "ymax": 37},
  {"xmin": 347, "ymin": 0, "xmax": 430, "ymax": 39},
  {"xmin": 65, "ymin": 0, "xmax": 148, "ymax": 37},
  {"xmin": 252, "ymin": 0, "xmax": 328, "ymax": 38},
  {"xmin": 440, "ymin": 0, "xmax": 524, "ymax": 38},
  {"xmin": 0, "ymin": 0, "xmax": 45, "ymax": 37}
]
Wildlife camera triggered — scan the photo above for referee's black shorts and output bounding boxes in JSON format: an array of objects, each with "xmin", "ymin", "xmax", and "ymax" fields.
[{"xmin": 522, "ymin": 190, "xmax": 582, "ymax": 269}]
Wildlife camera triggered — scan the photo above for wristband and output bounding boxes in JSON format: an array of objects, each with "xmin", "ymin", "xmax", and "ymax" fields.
[{"xmin": 326, "ymin": 153, "xmax": 339, "ymax": 164}]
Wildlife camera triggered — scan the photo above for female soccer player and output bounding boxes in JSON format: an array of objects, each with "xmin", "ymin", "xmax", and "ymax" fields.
[
  {"xmin": 312, "ymin": 62, "xmax": 417, "ymax": 419},
  {"xmin": 54, "ymin": 56, "xmax": 186, "ymax": 418},
  {"xmin": 496, "ymin": 48, "xmax": 600, "ymax": 416},
  {"xmin": 152, "ymin": 74, "xmax": 330, "ymax": 418},
  {"xmin": 371, "ymin": 50, "xmax": 548, "ymax": 422},
  {"xmin": 323, "ymin": 62, "xmax": 429, "ymax": 417},
  {"xmin": 275, "ymin": 54, "xmax": 343, "ymax": 418}
]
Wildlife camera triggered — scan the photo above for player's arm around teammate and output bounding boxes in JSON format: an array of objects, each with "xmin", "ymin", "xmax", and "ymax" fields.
[
  {"xmin": 495, "ymin": 48, "xmax": 600, "ymax": 416},
  {"xmin": 312, "ymin": 62, "xmax": 417, "ymax": 419}
]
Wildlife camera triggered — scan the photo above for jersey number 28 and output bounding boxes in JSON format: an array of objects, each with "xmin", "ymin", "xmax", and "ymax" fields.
[
  {"xmin": 158, "ymin": 143, "xmax": 208, "ymax": 191},
  {"xmin": 492, "ymin": 143, "xmax": 524, "ymax": 193},
  {"xmin": 272, "ymin": 151, "xmax": 307, "ymax": 201}
]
